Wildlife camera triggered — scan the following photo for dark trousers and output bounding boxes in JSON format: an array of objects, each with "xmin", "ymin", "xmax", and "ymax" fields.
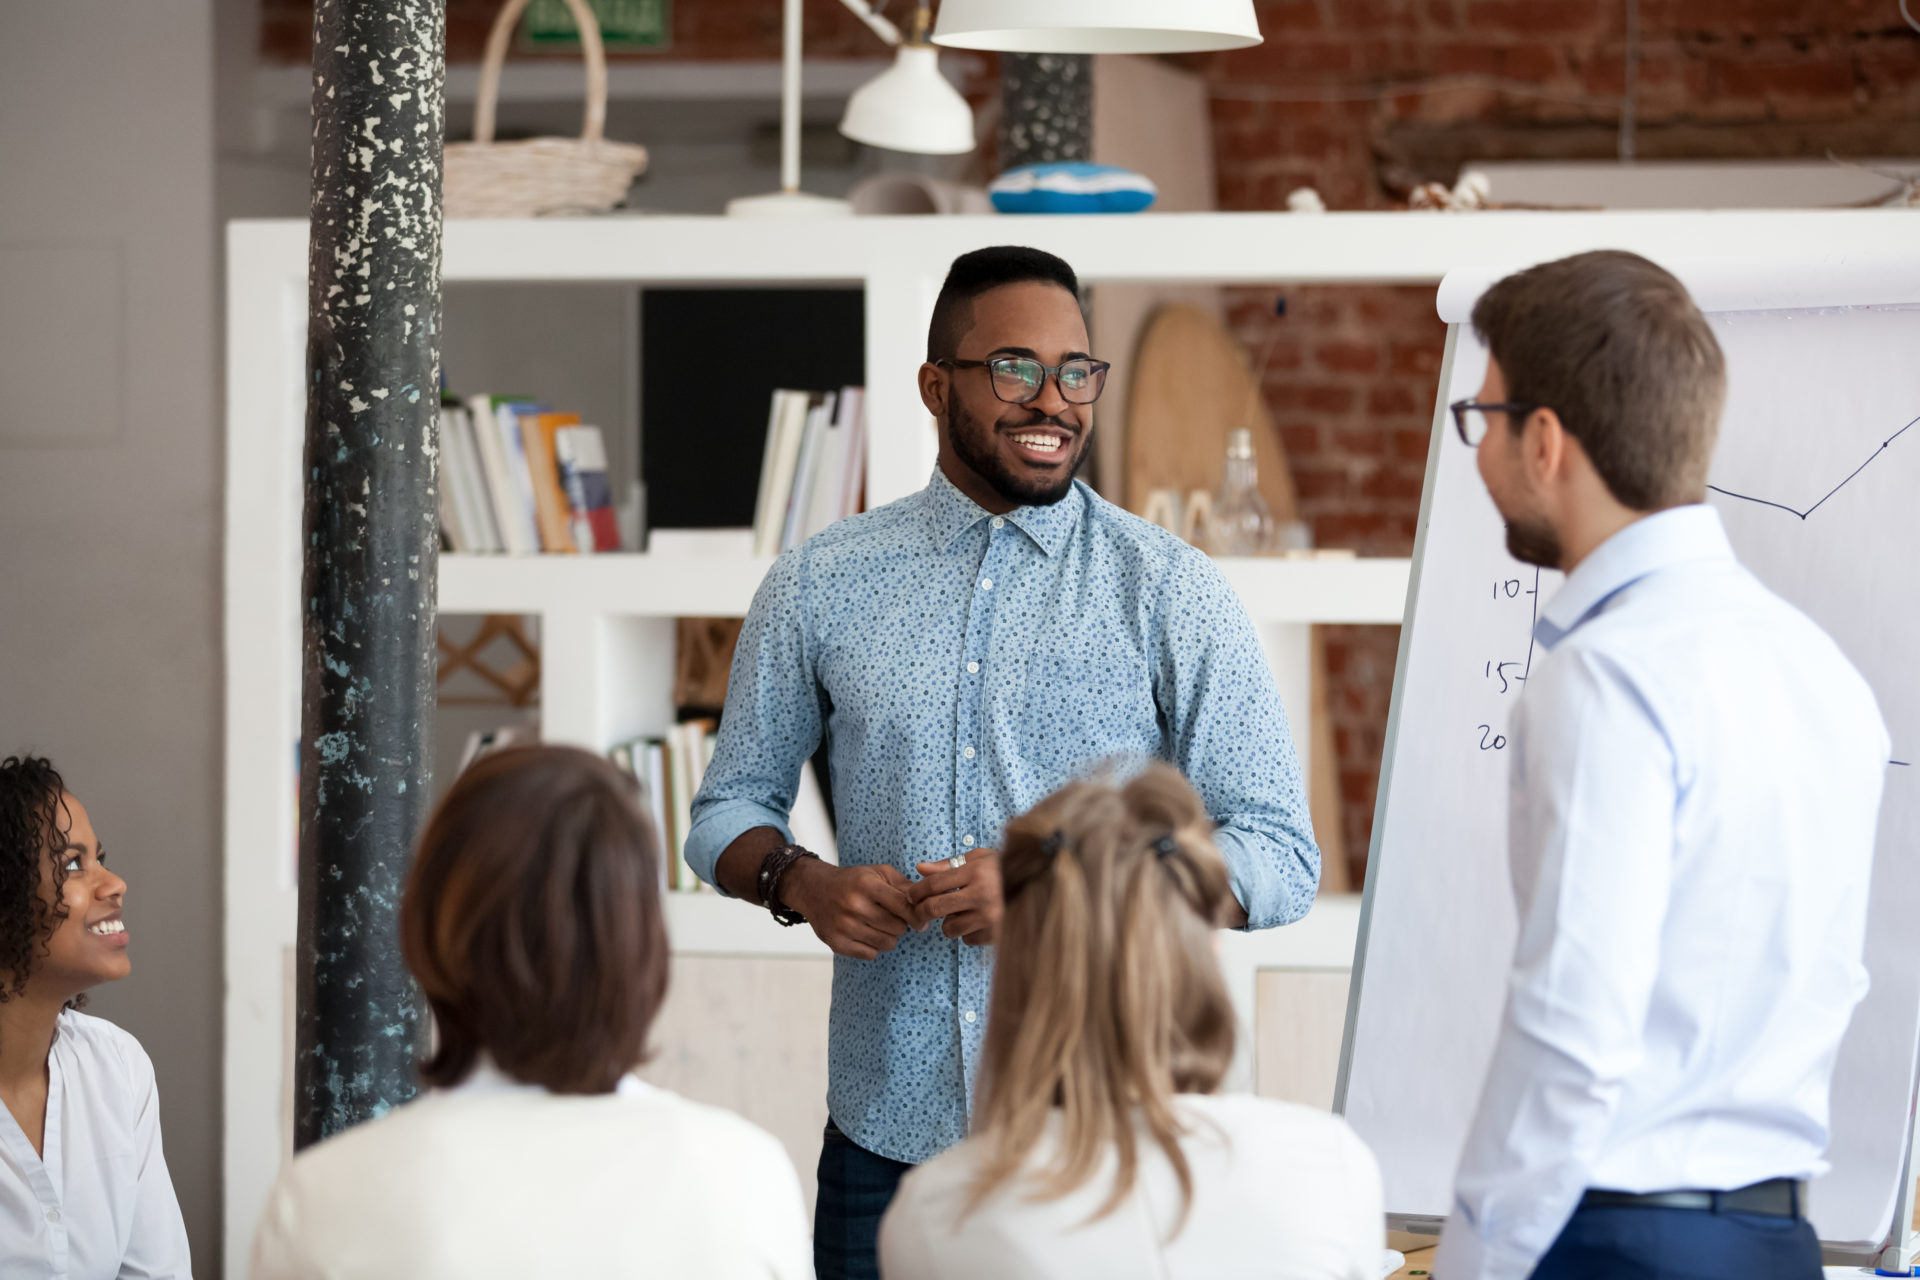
[
  {"xmin": 815, "ymin": 1121, "xmax": 915, "ymax": 1280},
  {"xmin": 1531, "ymin": 1203, "xmax": 1822, "ymax": 1280}
]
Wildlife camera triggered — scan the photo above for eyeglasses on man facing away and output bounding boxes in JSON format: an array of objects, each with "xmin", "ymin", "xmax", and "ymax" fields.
[{"xmin": 1450, "ymin": 399, "xmax": 1544, "ymax": 447}]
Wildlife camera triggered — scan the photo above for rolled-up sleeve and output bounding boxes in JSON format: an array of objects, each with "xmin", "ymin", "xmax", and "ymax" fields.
[
  {"xmin": 686, "ymin": 547, "xmax": 823, "ymax": 891},
  {"xmin": 1154, "ymin": 548, "xmax": 1319, "ymax": 929}
]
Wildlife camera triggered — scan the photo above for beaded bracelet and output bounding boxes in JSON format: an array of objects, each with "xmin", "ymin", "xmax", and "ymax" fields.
[{"xmin": 756, "ymin": 843, "xmax": 820, "ymax": 927}]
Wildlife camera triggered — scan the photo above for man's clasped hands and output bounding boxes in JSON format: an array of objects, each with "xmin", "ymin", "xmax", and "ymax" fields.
[{"xmin": 776, "ymin": 851, "xmax": 1004, "ymax": 958}]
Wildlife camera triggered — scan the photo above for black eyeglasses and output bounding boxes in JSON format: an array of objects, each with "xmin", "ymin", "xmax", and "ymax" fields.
[
  {"xmin": 936, "ymin": 356, "xmax": 1111, "ymax": 406},
  {"xmin": 1450, "ymin": 399, "xmax": 1540, "ymax": 446}
]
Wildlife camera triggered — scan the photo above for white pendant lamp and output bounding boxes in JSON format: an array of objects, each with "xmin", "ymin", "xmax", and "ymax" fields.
[
  {"xmin": 931, "ymin": 0, "xmax": 1263, "ymax": 53},
  {"xmin": 837, "ymin": 2, "xmax": 976, "ymax": 156},
  {"xmin": 840, "ymin": 48, "xmax": 975, "ymax": 155}
]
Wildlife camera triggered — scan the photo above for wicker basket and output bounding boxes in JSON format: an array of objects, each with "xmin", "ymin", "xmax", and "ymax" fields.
[{"xmin": 444, "ymin": 0, "xmax": 649, "ymax": 218}]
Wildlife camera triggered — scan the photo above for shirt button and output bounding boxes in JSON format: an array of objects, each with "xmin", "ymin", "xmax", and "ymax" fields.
[
  {"xmin": 963, "ymin": 746, "xmax": 975, "ymax": 759},
  {"xmin": 964, "ymin": 1010, "xmax": 977, "ymax": 1023},
  {"xmin": 980, "ymin": 577, "xmax": 993, "ymax": 591},
  {"xmin": 962, "ymin": 834, "xmax": 975, "ymax": 847},
  {"xmin": 46, "ymin": 1208, "xmax": 60, "ymax": 1224},
  {"xmin": 966, "ymin": 661, "xmax": 979, "ymax": 674},
  {"xmin": 991, "ymin": 517, "xmax": 1006, "ymax": 530}
]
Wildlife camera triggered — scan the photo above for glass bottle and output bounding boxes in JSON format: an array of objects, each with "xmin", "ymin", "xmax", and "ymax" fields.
[{"xmin": 1211, "ymin": 428, "xmax": 1274, "ymax": 556}]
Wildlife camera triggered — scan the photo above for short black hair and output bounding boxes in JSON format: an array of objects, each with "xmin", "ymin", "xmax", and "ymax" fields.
[{"xmin": 928, "ymin": 246, "xmax": 1080, "ymax": 363}]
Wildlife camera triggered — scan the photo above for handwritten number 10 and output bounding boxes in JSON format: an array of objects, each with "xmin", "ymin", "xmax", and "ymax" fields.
[
  {"xmin": 1476, "ymin": 724, "xmax": 1507, "ymax": 751},
  {"xmin": 1494, "ymin": 579, "xmax": 1522, "ymax": 599}
]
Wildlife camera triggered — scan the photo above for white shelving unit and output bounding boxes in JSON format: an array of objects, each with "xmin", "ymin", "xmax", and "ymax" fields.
[{"xmin": 225, "ymin": 208, "xmax": 1916, "ymax": 1272}]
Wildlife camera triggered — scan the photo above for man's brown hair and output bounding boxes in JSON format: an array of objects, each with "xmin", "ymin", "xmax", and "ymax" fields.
[
  {"xmin": 402, "ymin": 744, "xmax": 668, "ymax": 1093},
  {"xmin": 1471, "ymin": 249, "xmax": 1726, "ymax": 511}
]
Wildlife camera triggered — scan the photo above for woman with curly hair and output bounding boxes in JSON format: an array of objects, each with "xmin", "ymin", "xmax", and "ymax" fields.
[
  {"xmin": 879, "ymin": 763, "xmax": 1384, "ymax": 1279},
  {"xmin": 0, "ymin": 754, "xmax": 192, "ymax": 1277}
]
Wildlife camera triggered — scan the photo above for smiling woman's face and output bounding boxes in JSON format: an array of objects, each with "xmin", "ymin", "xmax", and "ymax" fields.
[{"xmin": 32, "ymin": 795, "xmax": 132, "ymax": 999}]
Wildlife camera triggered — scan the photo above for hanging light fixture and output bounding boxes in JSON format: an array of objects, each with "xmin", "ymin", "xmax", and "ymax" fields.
[
  {"xmin": 837, "ymin": 2, "xmax": 975, "ymax": 155},
  {"xmin": 931, "ymin": 0, "xmax": 1262, "ymax": 54}
]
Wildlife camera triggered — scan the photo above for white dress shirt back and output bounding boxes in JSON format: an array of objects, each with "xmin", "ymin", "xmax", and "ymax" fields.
[
  {"xmin": 1435, "ymin": 505, "xmax": 1890, "ymax": 1280},
  {"xmin": 249, "ymin": 1065, "xmax": 811, "ymax": 1280},
  {"xmin": 879, "ymin": 1094, "xmax": 1384, "ymax": 1280},
  {"xmin": 0, "ymin": 1010, "xmax": 193, "ymax": 1280}
]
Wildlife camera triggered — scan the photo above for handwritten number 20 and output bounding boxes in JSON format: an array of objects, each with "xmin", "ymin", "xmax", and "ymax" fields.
[{"xmin": 1476, "ymin": 724, "xmax": 1507, "ymax": 751}]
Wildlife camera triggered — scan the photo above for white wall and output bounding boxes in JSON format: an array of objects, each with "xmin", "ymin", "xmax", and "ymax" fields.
[{"xmin": 0, "ymin": 0, "xmax": 222, "ymax": 1271}]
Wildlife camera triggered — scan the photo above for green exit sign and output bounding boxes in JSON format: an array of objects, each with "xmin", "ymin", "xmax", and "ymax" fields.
[{"xmin": 521, "ymin": 0, "xmax": 671, "ymax": 51}]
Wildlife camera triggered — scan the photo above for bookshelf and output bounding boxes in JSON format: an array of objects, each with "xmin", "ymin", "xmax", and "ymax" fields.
[{"xmin": 224, "ymin": 208, "xmax": 1913, "ymax": 1270}]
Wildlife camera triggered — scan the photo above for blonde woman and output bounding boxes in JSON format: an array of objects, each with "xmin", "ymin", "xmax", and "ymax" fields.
[{"xmin": 878, "ymin": 764, "xmax": 1382, "ymax": 1280}]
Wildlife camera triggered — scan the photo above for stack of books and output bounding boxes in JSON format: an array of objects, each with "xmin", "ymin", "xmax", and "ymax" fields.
[
  {"xmin": 610, "ymin": 720, "xmax": 717, "ymax": 894},
  {"xmin": 438, "ymin": 395, "xmax": 622, "ymax": 554},
  {"xmin": 753, "ymin": 387, "xmax": 866, "ymax": 558},
  {"xmin": 609, "ymin": 726, "xmax": 839, "ymax": 893}
]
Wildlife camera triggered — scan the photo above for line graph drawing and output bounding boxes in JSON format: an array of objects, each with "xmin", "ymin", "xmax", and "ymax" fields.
[
  {"xmin": 1708, "ymin": 411, "xmax": 1918, "ymax": 519},
  {"xmin": 1704, "ymin": 408, "xmax": 1916, "ymax": 773}
]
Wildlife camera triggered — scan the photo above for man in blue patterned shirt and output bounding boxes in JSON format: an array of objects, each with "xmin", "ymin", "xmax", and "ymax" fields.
[{"xmin": 687, "ymin": 246, "xmax": 1320, "ymax": 1280}]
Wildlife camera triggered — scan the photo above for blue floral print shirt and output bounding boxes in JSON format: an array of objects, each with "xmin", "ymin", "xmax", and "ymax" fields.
[{"xmin": 686, "ymin": 467, "xmax": 1319, "ymax": 1164}]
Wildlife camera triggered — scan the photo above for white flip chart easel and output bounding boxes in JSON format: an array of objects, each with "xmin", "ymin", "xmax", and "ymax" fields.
[{"xmin": 1334, "ymin": 250, "xmax": 1920, "ymax": 1266}]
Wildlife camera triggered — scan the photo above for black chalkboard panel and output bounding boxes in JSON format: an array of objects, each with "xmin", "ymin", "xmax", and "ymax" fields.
[{"xmin": 641, "ymin": 288, "xmax": 865, "ymax": 530}]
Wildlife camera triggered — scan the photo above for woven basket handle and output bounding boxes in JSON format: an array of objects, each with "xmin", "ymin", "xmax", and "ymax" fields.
[{"xmin": 473, "ymin": 0, "xmax": 608, "ymax": 145}]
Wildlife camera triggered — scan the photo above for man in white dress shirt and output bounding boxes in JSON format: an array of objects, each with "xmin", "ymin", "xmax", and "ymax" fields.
[{"xmin": 1434, "ymin": 250, "xmax": 1890, "ymax": 1280}]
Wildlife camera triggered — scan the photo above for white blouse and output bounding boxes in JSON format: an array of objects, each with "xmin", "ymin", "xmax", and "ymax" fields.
[
  {"xmin": 0, "ymin": 1010, "xmax": 193, "ymax": 1280},
  {"xmin": 249, "ymin": 1065, "xmax": 812, "ymax": 1280},
  {"xmin": 880, "ymin": 1094, "xmax": 1383, "ymax": 1280}
]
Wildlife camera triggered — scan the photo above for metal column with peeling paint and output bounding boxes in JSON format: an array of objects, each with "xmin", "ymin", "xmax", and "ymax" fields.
[{"xmin": 295, "ymin": 0, "xmax": 445, "ymax": 1150}]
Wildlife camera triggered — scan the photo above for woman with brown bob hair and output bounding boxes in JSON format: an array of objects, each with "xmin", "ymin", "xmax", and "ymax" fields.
[
  {"xmin": 879, "ymin": 763, "xmax": 1383, "ymax": 1279},
  {"xmin": 251, "ymin": 746, "xmax": 810, "ymax": 1279}
]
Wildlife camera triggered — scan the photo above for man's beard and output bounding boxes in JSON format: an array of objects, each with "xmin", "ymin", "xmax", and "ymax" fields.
[
  {"xmin": 1503, "ymin": 514, "xmax": 1562, "ymax": 569},
  {"xmin": 946, "ymin": 396, "xmax": 1088, "ymax": 508}
]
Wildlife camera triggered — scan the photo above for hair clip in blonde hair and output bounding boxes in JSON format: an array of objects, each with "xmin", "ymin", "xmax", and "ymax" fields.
[
  {"xmin": 1151, "ymin": 835, "xmax": 1179, "ymax": 860},
  {"xmin": 1040, "ymin": 829, "xmax": 1068, "ymax": 856}
]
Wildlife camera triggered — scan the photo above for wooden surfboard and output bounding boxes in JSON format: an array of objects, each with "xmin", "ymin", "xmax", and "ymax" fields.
[{"xmin": 1123, "ymin": 302, "xmax": 1349, "ymax": 891}]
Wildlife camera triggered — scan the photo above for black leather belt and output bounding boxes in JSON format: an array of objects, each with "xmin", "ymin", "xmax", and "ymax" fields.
[{"xmin": 1579, "ymin": 1178, "xmax": 1804, "ymax": 1218}]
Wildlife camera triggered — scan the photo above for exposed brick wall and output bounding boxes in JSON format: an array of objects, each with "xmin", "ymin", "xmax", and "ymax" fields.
[
  {"xmin": 1226, "ymin": 285, "xmax": 1445, "ymax": 876},
  {"xmin": 262, "ymin": 0, "xmax": 904, "ymax": 64},
  {"xmin": 1193, "ymin": 0, "xmax": 1920, "ymax": 882}
]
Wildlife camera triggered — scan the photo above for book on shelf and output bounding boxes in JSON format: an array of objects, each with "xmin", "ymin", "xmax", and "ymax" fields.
[
  {"xmin": 750, "ymin": 386, "xmax": 867, "ymax": 558},
  {"xmin": 609, "ymin": 719, "xmax": 715, "ymax": 893},
  {"xmin": 553, "ymin": 425, "xmax": 622, "ymax": 552},
  {"xmin": 781, "ymin": 392, "xmax": 836, "ymax": 553},
  {"xmin": 608, "ymin": 720, "xmax": 839, "ymax": 891},
  {"xmin": 439, "ymin": 393, "xmax": 623, "ymax": 555},
  {"xmin": 439, "ymin": 404, "xmax": 505, "ymax": 553},
  {"xmin": 495, "ymin": 401, "xmax": 551, "ymax": 553},
  {"xmin": 524, "ymin": 411, "xmax": 581, "ymax": 553},
  {"xmin": 465, "ymin": 395, "xmax": 537, "ymax": 554}
]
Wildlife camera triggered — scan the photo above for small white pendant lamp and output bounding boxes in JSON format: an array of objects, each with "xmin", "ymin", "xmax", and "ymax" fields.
[
  {"xmin": 931, "ymin": 0, "xmax": 1263, "ymax": 54},
  {"xmin": 840, "ymin": 51, "xmax": 975, "ymax": 155},
  {"xmin": 837, "ymin": 3, "xmax": 975, "ymax": 156}
]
